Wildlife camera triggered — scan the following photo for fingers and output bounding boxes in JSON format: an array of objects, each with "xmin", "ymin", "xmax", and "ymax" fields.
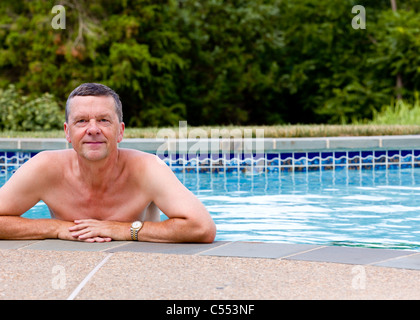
[
  {"xmin": 68, "ymin": 219, "xmax": 114, "ymax": 242},
  {"xmin": 68, "ymin": 219, "xmax": 108, "ymax": 241},
  {"xmin": 82, "ymin": 236, "xmax": 112, "ymax": 243}
]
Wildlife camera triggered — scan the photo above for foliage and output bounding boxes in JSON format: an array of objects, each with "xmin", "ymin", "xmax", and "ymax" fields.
[
  {"xmin": 0, "ymin": 85, "xmax": 64, "ymax": 131},
  {"xmin": 0, "ymin": 0, "xmax": 419, "ymax": 128},
  {"xmin": 369, "ymin": 92, "xmax": 420, "ymax": 125}
]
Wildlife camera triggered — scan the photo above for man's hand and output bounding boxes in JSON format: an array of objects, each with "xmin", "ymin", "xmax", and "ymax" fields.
[{"xmin": 68, "ymin": 219, "xmax": 131, "ymax": 242}]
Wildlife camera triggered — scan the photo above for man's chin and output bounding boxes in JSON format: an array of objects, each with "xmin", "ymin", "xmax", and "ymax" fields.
[{"xmin": 80, "ymin": 150, "xmax": 109, "ymax": 162}]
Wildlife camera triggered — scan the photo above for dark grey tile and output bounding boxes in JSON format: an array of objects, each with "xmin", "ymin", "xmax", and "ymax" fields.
[
  {"xmin": 20, "ymin": 139, "xmax": 68, "ymax": 151},
  {"xmin": 23, "ymin": 239, "xmax": 127, "ymax": 252},
  {"xmin": 273, "ymin": 138, "xmax": 327, "ymax": 152},
  {"xmin": 107, "ymin": 241, "xmax": 230, "ymax": 255},
  {"xmin": 200, "ymin": 241, "xmax": 320, "ymax": 259},
  {"xmin": 382, "ymin": 136, "xmax": 420, "ymax": 149},
  {"xmin": 0, "ymin": 240, "xmax": 40, "ymax": 250},
  {"xmin": 285, "ymin": 246, "xmax": 413, "ymax": 265},
  {"xmin": 328, "ymin": 137, "xmax": 380, "ymax": 150},
  {"xmin": 0, "ymin": 138, "xmax": 19, "ymax": 150},
  {"xmin": 373, "ymin": 253, "xmax": 420, "ymax": 270}
]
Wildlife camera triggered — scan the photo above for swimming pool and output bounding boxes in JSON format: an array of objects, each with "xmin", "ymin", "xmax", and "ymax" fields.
[
  {"xmin": 179, "ymin": 168, "xmax": 420, "ymax": 250},
  {"xmin": 9, "ymin": 167, "xmax": 420, "ymax": 251}
]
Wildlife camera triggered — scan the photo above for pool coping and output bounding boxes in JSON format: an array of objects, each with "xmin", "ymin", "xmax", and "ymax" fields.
[
  {"xmin": 1, "ymin": 239, "xmax": 420, "ymax": 270},
  {"xmin": 1, "ymin": 135, "xmax": 420, "ymax": 152}
]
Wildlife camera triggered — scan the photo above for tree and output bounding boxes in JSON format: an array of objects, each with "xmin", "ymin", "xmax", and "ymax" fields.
[{"xmin": 0, "ymin": 0, "xmax": 419, "ymax": 127}]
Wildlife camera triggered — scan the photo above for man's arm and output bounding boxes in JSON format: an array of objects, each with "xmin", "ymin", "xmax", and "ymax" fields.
[
  {"xmin": 0, "ymin": 216, "xmax": 70, "ymax": 240},
  {"xmin": 137, "ymin": 157, "xmax": 216, "ymax": 243},
  {"xmin": 0, "ymin": 152, "xmax": 89, "ymax": 241}
]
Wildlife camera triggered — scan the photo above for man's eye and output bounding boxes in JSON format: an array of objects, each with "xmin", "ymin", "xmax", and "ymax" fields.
[
  {"xmin": 100, "ymin": 119, "xmax": 110, "ymax": 122},
  {"xmin": 77, "ymin": 119, "xmax": 86, "ymax": 123}
]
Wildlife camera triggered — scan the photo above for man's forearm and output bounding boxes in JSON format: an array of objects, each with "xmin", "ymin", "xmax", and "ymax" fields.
[
  {"xmin": 138, "ymin": 218, "xmax": 216, "ymax": 243},
  {"xmin": 44, "ymin": 215, "xmax": 216, "ymax": 243},
  {"xmin": 0, "ymin": 216, "xmax": 69, "ymax": 240}
]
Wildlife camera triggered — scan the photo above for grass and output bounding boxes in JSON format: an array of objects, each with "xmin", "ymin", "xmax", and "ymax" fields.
[
  {"xmin": 370, "ymin": 93, "xmax": 420, "ymax": 125},
  {"xmin": 0, "ymin": 124, "xmax": 420, "ymax": 139}
]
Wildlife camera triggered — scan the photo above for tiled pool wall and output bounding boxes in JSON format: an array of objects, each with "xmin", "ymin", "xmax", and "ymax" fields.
[{"xmin": 1, "ymin": 136, "xmax": 420, "ymax": 175}]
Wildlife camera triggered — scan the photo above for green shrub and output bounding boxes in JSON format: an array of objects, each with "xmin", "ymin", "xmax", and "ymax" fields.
[
  {"xmin": 0, "ymin": 85, "xmax": 64, "ymax": 131},
  {"xmin": 370, "ymin": 92, "xmax": 420, "ymax": 125}
]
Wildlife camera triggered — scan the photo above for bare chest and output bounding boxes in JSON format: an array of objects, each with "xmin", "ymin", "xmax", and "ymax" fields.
[{"xmin": 45, "ymin": 180, "xmax": 150, "ymax": 222}]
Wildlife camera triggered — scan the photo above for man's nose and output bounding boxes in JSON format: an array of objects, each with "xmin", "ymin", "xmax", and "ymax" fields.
[{"xmin": 86, "ymin": 120, "xmax": 101, "ymax": 135}]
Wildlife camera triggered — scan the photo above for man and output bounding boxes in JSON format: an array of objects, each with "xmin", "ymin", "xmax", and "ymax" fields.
[{"xmin": 0, "ymin": 83, "xmax": 216, "ymax": 243}]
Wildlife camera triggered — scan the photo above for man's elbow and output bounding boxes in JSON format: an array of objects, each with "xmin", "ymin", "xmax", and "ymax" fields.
[{"xmin": 195, "ymin": 220, "xmax": 217, "ymax": 243}]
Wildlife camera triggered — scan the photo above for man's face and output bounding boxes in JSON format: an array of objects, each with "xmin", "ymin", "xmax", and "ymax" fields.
[{"xmin": 64, "ymin": 95, "xmax": 125, "ymax": 162}]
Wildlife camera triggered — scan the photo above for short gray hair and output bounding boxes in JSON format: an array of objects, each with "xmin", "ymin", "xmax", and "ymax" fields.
[{"xmin": 65, "ymin": 83, "xmax": 123, "ymax": 123}]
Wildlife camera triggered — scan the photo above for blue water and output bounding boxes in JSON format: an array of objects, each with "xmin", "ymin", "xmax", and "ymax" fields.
[
  {"xmin": 3, "ymin": 168, "xmax": 420, "ymax": 250},
  {"xmin": 177, "ymin": 168, "xmax": 420, "ymax": 250}
]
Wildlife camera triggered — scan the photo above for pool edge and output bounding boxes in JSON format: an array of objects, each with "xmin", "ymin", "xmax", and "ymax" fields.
[{"xmin": 2, "ymin": 239, "xmax": 420, "ymax": 271}]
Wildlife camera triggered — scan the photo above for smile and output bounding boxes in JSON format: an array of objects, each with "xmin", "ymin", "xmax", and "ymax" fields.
[{"xmin": 84, "ymin": 142, "xmax": 105, "ymax": 146}]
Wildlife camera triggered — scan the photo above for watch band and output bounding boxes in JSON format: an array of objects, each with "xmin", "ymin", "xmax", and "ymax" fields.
[{"xmin": 130, "ymin": 221, "xmax": 143, "ymax": 241}]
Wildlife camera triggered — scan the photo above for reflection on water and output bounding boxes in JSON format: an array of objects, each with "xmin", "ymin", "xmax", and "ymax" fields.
[{"xmin": 177, "ymin": 168, "xmax": 420, "ymax": 250}]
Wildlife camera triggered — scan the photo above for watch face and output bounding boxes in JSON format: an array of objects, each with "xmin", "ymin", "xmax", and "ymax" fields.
[{"xmin": 132, "ymin": 221, "xmax": 141, "ymax": 228}]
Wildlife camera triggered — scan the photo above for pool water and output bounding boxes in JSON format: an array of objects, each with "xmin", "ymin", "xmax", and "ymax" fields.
[
  {"xmin": 4, "ymin": 168, "xmax": 420, "ymax": 250},
  {"xmin": 178, "ymin": 168, "xmax": 420, "ymax": 250}
]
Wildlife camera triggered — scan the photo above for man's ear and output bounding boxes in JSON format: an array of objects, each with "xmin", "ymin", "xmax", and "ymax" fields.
[
  {"xmin": 117, "ymin": 122, "xmax": 125, "ymax": 143},
  {"xmin": 64, "ymin": 122, "xmax": 71, "ymax": 143}
]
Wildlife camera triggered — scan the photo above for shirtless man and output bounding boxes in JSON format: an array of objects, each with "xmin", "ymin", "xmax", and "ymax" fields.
[{"xmin": 0, "ymin": 83, "xmax": 216, "ymax": 243}]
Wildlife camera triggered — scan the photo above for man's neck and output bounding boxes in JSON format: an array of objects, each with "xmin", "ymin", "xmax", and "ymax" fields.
[{"xmin": 75, "ymin": 149, "xmax": 121, "ymax": 191}]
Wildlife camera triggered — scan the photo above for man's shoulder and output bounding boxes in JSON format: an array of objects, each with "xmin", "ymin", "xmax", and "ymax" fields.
[
  {"xmin": 7, "ymin": 150, "xmax": 73, "ymax": 188},
  {"xmin": 24, "ymin": 150, "xmax": 73, "ymax": 173},
  {"xmin": 120, "ymin": 148, "xmax": 156, "ymax": 161},
  {"xmin": 119, "ymin": 148, "xmax": 168, "ymax": 172},
  {"xmin": 32, "ymin": 149, "xmax": 73, "ymax": 163}
]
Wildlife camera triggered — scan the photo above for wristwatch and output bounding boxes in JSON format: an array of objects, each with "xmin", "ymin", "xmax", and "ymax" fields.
[{"xmin": 130, "ymin": 221, "xmax": 143, "ymax": 241}]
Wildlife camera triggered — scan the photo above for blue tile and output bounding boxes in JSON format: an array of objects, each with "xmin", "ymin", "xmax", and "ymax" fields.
[
  {"xmin": 321, "ymin": 153, "xmax": 333, "ymax": 165},
  {"xmin": 281, "ymin": 153, "xmax": 293, "ymax": 160},
  {"xmin": 267, "ymin": 158, "xmax": 279, "ymax": 166},
  {"xmin": 361, "ymin": 151, "xmax": 373, "ymax": 164},
  {"xmin": 401, "ymin": 150, "xmax": 412, "ymax": 157},
  {"xmin": 6, "ymin": 146, "xmax": 420, "ymax": 175},
  {"xmin": 375, "ymin": 151, "xmax": 386, "ymax": 163},
  {"xmin": 388, "ymin": 150, "xmax": 400, "ymax": 163},
  {"xmin": 361, "ymin": 151, "xmax": 373, "ymax": 157},
  {"xmin": 335, "ymin": 152, "xmax": 347, "ymax": 165},
  {"xmin": 266, "ymin": 153, "xmax": 279, "ymax": 160},
  {"xmin": 294, "ymin": 152, "xmax": 306, "ymax": 160},
  {"xmin": 308, "ymin": 152, "xmax": 319, "ymax": 159}
]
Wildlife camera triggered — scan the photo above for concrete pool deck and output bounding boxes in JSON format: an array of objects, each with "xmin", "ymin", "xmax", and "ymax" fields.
[{"xmin": 1, "ymin": 240, "xmax": 420, "ymax": 300}]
